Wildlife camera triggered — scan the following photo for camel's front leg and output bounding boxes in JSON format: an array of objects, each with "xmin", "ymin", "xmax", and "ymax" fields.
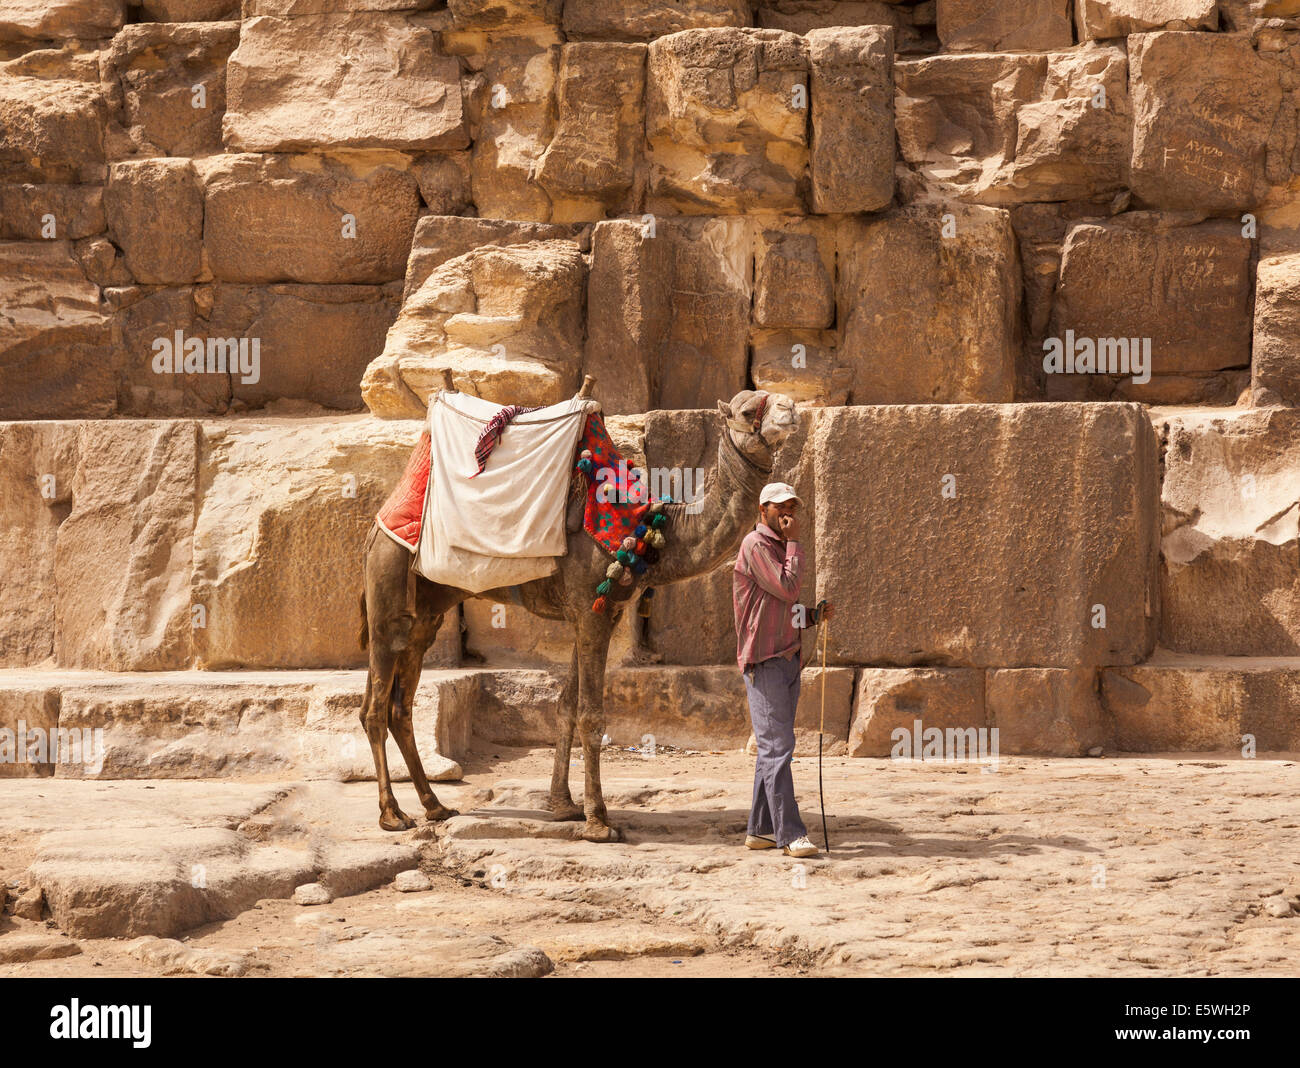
[
  {"xmin": 549, "ymin": 645, "xmax": 583, "ymax": 820},
  {"xmin": 388, "ymin": 628, "xmax": 459, "ymax": 823},
  {"xmin": 361, "ymin": 652, "xmax": 413, "ymax": 832},
  {"xmin": 575, "ymin": 615, "xmax": 619, "ymax": 842}
]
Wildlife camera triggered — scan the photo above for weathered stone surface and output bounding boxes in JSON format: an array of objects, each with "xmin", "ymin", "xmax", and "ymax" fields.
[
  {"xmin": 446, "ymin": 0, "xmax": 561, "ymax": 29},
  {"xmin": 127, "ymin": 936, "xmax": 247, "ymax": 977},
  {"xmin": 656, "ymin": 217, "xmax": 753, "ymax": 410},
  {"xmin": 563, "ymin": 0, "xmax": 749, "ymax": 40},
  {"xmin": 937, "ymin": 0, "xmax": 1072, "ymax": 52},
  {"xmin": 0, "ymin": 687, "xmax": 59, "ymax": 778},
  {"xmin": 473, "ymin": 669, "xmax": 561, "ymax": 746},
  {"xmin": 0, "ymin": 184, "xmax": 103, "ymax": 241},
  {"xmin": 0, "ymin": 424, "xmax": 75, "ymax": 666},
  {"xmin": 646, "ymin": 28, "xmax": 809, "ymax": 214},
  {"xmin": 0, "ymin": 0, "xmax": 125, "ymax": 40},
  {"xmin": 814, "ymin": 404, "xmax": 1160, "ymax": 668},
  {"xmin": 986, "ymin": 668, "xmax": 1108, "ymax": 756},
  {"xmin": 1076, "ymin": 0, "xmax": 1217, "ymax": 39},
  {"xmin": 837, "ymin": 204, "xmax": 1020, "ymax": 403},
  {"xmin": 750, "ymin": 330, "xmax": 848, "ymax": 407},
  {"xmin": 104, "ymin": 159, "xmax": 204, "ymax": 285},
  {"xmin": 224, "ymin": 14, "xmax": 467, "ymax": 152},
  {"xmin": 849, "ymin": 668, "xmax": 985, "ymax": 758},
  {"xmin": 806, "ymin": 25, "xmax": 893, "ymax": 214},
  {"xmin": 201, "ymin": 153, "xmax": 421, "ymax": 285},
  {"xmin": 191, "ymin": 418, "xmax": 418, "ymax": 668},
  {"xmin": 401, "ymin": 215, "xmax": 586, "ymax": 304},
  {"xmin": 756, "ymin": 0, "xmax": 911, "ymax": 40},
  {"xmin": 410, "ymin": 152, "xmax": 473, "ymax": 216},
  {"xmin": 394, "ymin": 869, "xmax": 432, "ymax": 892},
  {"xmin": 0, "ymin": 57, "xmax": 108, "ymax": 184},
  {"xmin": 1252, "ymin": 252, "xmax": 1300, "ymax": 406},
  {"xmin": 139, "ymin": 0, "xmax": 238, "ymax": 18},
  {"xmin": 1050, "ymin": 216, "xmax": 1253, "ymax": 380},
  {"xmin": 896, "ymin": 45, "xmax": 1130, "ymax": 205},
  {"xmin": 1155, "ymin": 408, "xmax": 1300, "ymax": 656},
  {"xmin": 211, "ymin": 283, "xmax": 401, "ymax": 411},
  {"xmin": 584, "ymin": 220, "xmax": 671, "ymax": 416},
  {"xmin": 363, "ymin": 239, "xmax": 586, "ymax": 415},
  {"xmin": 0, "ymin": 933, "xmax": 82, "ymax": 963},
  {"xmin": 535, "ymin": 42, "xmax": 646, "ymax": 220},
  {"xmin": 1103, "ymin": 655, "xmax": 1300, "ymax": 752},
  {"xmin": 1129, "ymin": 31, "xmax": 1282, "ymax": 212},
  {"xmin": 754, "ymin": 223, "xmax": 834, "ymax": 329},
  {"xmin": 105, "ymin": 21, "xmax": 240, "ymax": 158},
  {"xmin": 466, "ymin": 37, "xmax": 558, "ymax": 221},
  {"xmin": 55, "ymin": 421, "xmax": 197, "ymax": 671},
  {"xmin": 31, "ymin": 825, "xmax": 312, "ymax": 938}
]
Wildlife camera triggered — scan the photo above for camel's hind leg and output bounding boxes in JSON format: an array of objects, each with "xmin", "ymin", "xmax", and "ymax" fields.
[
  {"xmin": 388, "ymin": 601, "xmax": 459, "ymax": 823},
  {"xmin": 361, "ymin": 642, "xmax": 413, "ymax": 831},
  {"xmin": 549, "ymin": 644, "xmax": 582, "ymax": 821}
]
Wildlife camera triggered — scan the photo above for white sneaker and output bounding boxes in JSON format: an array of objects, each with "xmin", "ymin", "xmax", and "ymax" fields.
[
  {"xmin": 745, "ymin": 834, "xmax": 777, "ymax": 850},
  {"xmin": 783, "ymin": 836, "xmax": 818, "ymax": 858}
]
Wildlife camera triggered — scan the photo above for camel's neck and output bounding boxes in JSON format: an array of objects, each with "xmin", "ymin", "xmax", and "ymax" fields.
[{"xmin": 652, "ymin": 431, "xmax": 770, "ymax": 585}]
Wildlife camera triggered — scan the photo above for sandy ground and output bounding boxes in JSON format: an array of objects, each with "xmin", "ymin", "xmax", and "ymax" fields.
[{"xmin": 2, "ymin": 743, "xmax": 1299, "ymax": 977}]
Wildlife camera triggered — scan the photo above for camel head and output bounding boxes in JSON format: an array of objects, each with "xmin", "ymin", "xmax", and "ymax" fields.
[{"xmin": 717, "ymin": 389, "xmax": 798, "ymax": 469}]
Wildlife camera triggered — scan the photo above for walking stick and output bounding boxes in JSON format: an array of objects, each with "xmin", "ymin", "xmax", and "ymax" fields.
[{"xmin": 818, "ymin": 610, "xmax": 830, "ymax": 853}]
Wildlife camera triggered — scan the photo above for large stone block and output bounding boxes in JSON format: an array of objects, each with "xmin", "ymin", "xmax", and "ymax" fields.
[
  {"xmin": 750, "ymin": 329, "xmax": 848, "ymax": 407},
  {"xmin": 0, "ymin": 241, "xmax": 113, "ymax": 420},
  {"xmin": 753, "ymin": 220, "xmax": 835, "ymax": 329},
  {"xmin": 1075, "ymin": 0, "xmax": 1217, "ymax": 39},
  {"xmin": 584, "ymin": 220, "xmax": 672, "ymax": 416},
  {"xmin": 105, "ymin": 21, "xmax": 241, "ymax": 158},
  {"xmin": 55, "ymin": 421, "xmax": 198, "ymax": 671},
  {"xmin": 466, "ymin": 37, "xmax": 559, "ymax": 222},
  {"xmin": 0, "ymin": 0, "xmax": 125, "ymax": 40},
  {"xmin": 534, "ymin": 42, "xmax": 646, "ymax": 220},
  {"xmin": 985, "ymin": 668, "xmax": 1108, "ymax": 756},
  {"xmin": 896, "ymin": 45, "xmax": 1130, "ymax": 205},
  {"xmin": 362, "ymin": 239, "xmax": 586, "ymax": 415},
  {"xmin": 646, "ymin": 27, "xmax": 809, "ymax": 214},
  {"xmin": 0, "ymin": 686, "xmax": 59, "ymax": 778},
  {"xmin": 190, "ymin": 417, "xmax": 420, "ymax": 668},
  {"xmin": 1252, "ymin": 251, "xmax": 1300, "ymax": 406},
  {"xmin": 1103, "ymin": 656, "xmax": 1300, "ymax": 752},
  {"xmin": 563, "ymin": 0, "xmax": 749, "ymax": 40},
  {"xmin": 0, "ymin": 423, "xmax": 76, "ymax": 667},
  {"xmin": 1050, "ymin": 216, "xmax": 1253, "ymax": 380},
  {"xmin": 813, "ymin": 403, "xmax": 1160, "ymax": 668},
  {"xmin": 937, "ymin": 0, "xmax": 1072, "ymax": 52},
  {"xmin": 837, "ymin": 205, "xmax": 1020, "ymax": 404},
  {"xmin": 1129, "ymin": 31, "xmax": 1282, "ymax": 212},
  {"xmin": 201, "ymin": 153, "xmax": 421, "ymax": 285},
  {"xmin": 140, "ymin": 0, "xmax": 238, "ymax": 18},
  {"xmin": 0, "ymin": 57, "xmax": 108, "ymax": 184},
  {"xmin": 849, "ymin": 668, "xmax": 986, "ymax": 758},
  {"xmin": 0, "ymin": 184, "xmax": 103, "ymax": 241},
  {"xmin": 224, "ymin": 13, "xmax": 467, "ymax": 152},
  {"xmin": 210, "ymin": 282, "xmax": 402, "ymax": 411},
  {"xmin": 104, "ymin": 159, "xmax": 204, "ymax": 285},
  {"xmin": 806, "ymin": 25, "xmax": 893, "ymax": 214},
  {"xmin": 1155, "ymin": 408, "xmax": 1300, "ymax": 656}
]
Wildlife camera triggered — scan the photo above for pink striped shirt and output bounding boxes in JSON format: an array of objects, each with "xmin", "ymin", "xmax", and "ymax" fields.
[{"xmin": 733, "ymin": 522, "xmax": 806, "ymax": 672}]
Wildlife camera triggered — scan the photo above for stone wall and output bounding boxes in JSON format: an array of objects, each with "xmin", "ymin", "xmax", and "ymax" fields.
[{"xmin": 3, "ymin": 0, "xmax": 1300, "ymax": 765}]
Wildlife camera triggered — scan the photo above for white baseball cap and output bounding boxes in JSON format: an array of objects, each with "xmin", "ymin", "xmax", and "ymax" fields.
[{"xmin": 760, "ymin": 482, "xmax": 802, "ymax": 506}]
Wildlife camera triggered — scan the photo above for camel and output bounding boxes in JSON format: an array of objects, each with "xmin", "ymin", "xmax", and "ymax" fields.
[{"xmin": 358, "ymin": 379, "xmax": 800, "ymax": 842}]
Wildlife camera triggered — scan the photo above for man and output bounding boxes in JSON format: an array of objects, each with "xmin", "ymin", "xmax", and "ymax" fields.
[{"xmin": 733, "ymin": 481, "xmax": 832, "ymax": 858}]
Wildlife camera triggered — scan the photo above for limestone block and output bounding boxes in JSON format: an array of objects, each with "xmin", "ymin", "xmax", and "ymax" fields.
[
  {"xmin": 201, "ymin": 153, "xmax": 421, "ymax": 286},
  {"xmin": 1154, "ymin": 408, "xmax": 1300, "ymax": 656},
  {"xmin": 535, "ymin": 42, "xmax": 646, "ymax": 219},
  {"xmin": 563, "ymin": 0, "xmax": 749, "ymax": 40},
  {"xmin": 937, "ymin": 0, "xmax": 1072, "ymax": 51},
  {"xmin": 1252, "ymin": 252, "xmax": 1300, "ymax": 406},
  {"xmin": 55, "ymin": 421, "xmax": 199, "ymax": 671},
  {"xmin": 1076, "ymin": 0, "xmax": 1217, "ymax": 39},
  {"xmin": 985, "ymin": 668, "xmax": 1108, "ymax": 756},
  {"xmin": 224, "ymin": 13, "xmax": 467, "ymax": 152},
  {"xmin": 646, "ymin": 27, "xmax": 809, "ymax": 214},
  {"xmin": 813, "ymin": 403, "xmax": 1160, "ymax": 667},
  {"xmin": 836, "ymin": 204, "xmax": 1020, "ymax": 404},
  {"xmin": 0, "ymin": 58, "xmax": 108, "ymax": 184},
  {"xmin": 362, "ymin": 239, "xmax": 586, "ymax": 415},
  {"xmin": 105, "ymin": 21, "xmax": 240, "ymax": 158},
  {"xmin": 806, "ymin": 25, "xmax": 894, "ymax": 214},
  {"xmin": 105, "ymin": 158, "xmax": 204, "ymax": 285},
  {"xmin": 0, "ymin": 184, "xmax": 103, "ymax": 240},
  {"xmin": 1129, "ymin": 31, "xmax": 1282, "ymax": 212},
  {"xmin": 849, "ymin": 668, "xmax": 986, "ymax": 758},
  {"xmin": 896, "ymin": 45, "xmax": 1130, "ymax": 205},
  {"xmin": 0, "ymin": 0, "xmax": 125, "ymax": 40}
]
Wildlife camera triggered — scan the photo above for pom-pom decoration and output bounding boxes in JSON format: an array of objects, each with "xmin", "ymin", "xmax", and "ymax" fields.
[
  {"xmin": 631, "ymin": 559, "xmax": 649, "ymax": 576},
  {"xmin": 592, "ymin": 596, "xmax": 607, "ymax": 613},
  {"xmin": 634, "ymin": 523, "xmax": 648, "ymax": 538},
  {"xmin": 606, "ymin": 562, "xmax": 623, "ymax": 579},
  {"xmin": 596, "ymin": 579, "xmax": 611, "ymax": 595}
]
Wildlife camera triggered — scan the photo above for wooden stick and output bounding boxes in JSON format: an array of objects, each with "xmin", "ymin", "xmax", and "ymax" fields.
[
  {"xmin": 819, "ymin": 615, "xmax": 830, "ymax": 854},
  {"xmin": 578, "ymin": 374, "xmax": 595, "ymax": 399}
]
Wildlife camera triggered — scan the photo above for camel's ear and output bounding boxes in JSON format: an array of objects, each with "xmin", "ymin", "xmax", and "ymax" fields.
[{"xmin": 716, "ymin": 400, "xmax": 732, "ymax": 419}]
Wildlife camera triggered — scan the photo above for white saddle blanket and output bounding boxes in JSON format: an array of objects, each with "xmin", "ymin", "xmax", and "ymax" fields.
[{"xmin": 415, "ymin": 391, "xmax": 599, "ymax": 593}]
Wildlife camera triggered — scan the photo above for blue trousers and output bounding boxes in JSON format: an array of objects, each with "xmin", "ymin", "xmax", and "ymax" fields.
[{"xmin": 743, "ymin": 653, "xmax": 807, "ymax": 848}]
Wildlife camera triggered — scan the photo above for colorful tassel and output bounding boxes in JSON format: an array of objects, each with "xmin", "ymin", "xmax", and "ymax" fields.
[
  {"xmin": 606, "ymin": 561, "xmax": 623, "ymax": 579},
  {"xmin": 635, "ymin": 539, "xmax": 646, "ymax": 555},
  {"xmin": 647, "ymin": 529, "xmax": 665, "ymax": 548},
  {"xmin": 651, "ymin": 513, "xmax": 667, "ymax": 529},
  {"xmin": 621, "ymin": 536, "xmax": 636, "ymax": 551},
  {"xmin": 577, "ymin": 457, "xmax": 593, "ymax": 475},
  {"xmin": 592, "ymin": 596, "xmax": 607, "ymax": 613},
  {"xmin": 631, "ymin": 559, "xmax": 648, "ymax": 576},
  {"xmin": 634, "ymin": 523, "xmax": 648, "ymax": 538},
  {"xmin": 616, "ymin": 549, "xmax": 631, "ymax": 564},
  {"xmin": 596, "ymin": 579, "xmax": 611, "ymax": 595}
]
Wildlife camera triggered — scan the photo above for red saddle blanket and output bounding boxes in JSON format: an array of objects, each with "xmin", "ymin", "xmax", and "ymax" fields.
[{"xmin": 375, "ymin": 414, "xmax": 662, "ymax": 556}]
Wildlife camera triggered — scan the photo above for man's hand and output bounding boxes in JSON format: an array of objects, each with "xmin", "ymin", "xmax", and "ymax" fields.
[{"xmin": 778, "ymin": 513, "xmax": 800, "ymax": 543}]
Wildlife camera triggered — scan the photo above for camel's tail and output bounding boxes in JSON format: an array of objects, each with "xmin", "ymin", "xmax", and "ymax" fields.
[{"xmin": 359, "ymin": 591, "xmax": 369, "ymax": 652}]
